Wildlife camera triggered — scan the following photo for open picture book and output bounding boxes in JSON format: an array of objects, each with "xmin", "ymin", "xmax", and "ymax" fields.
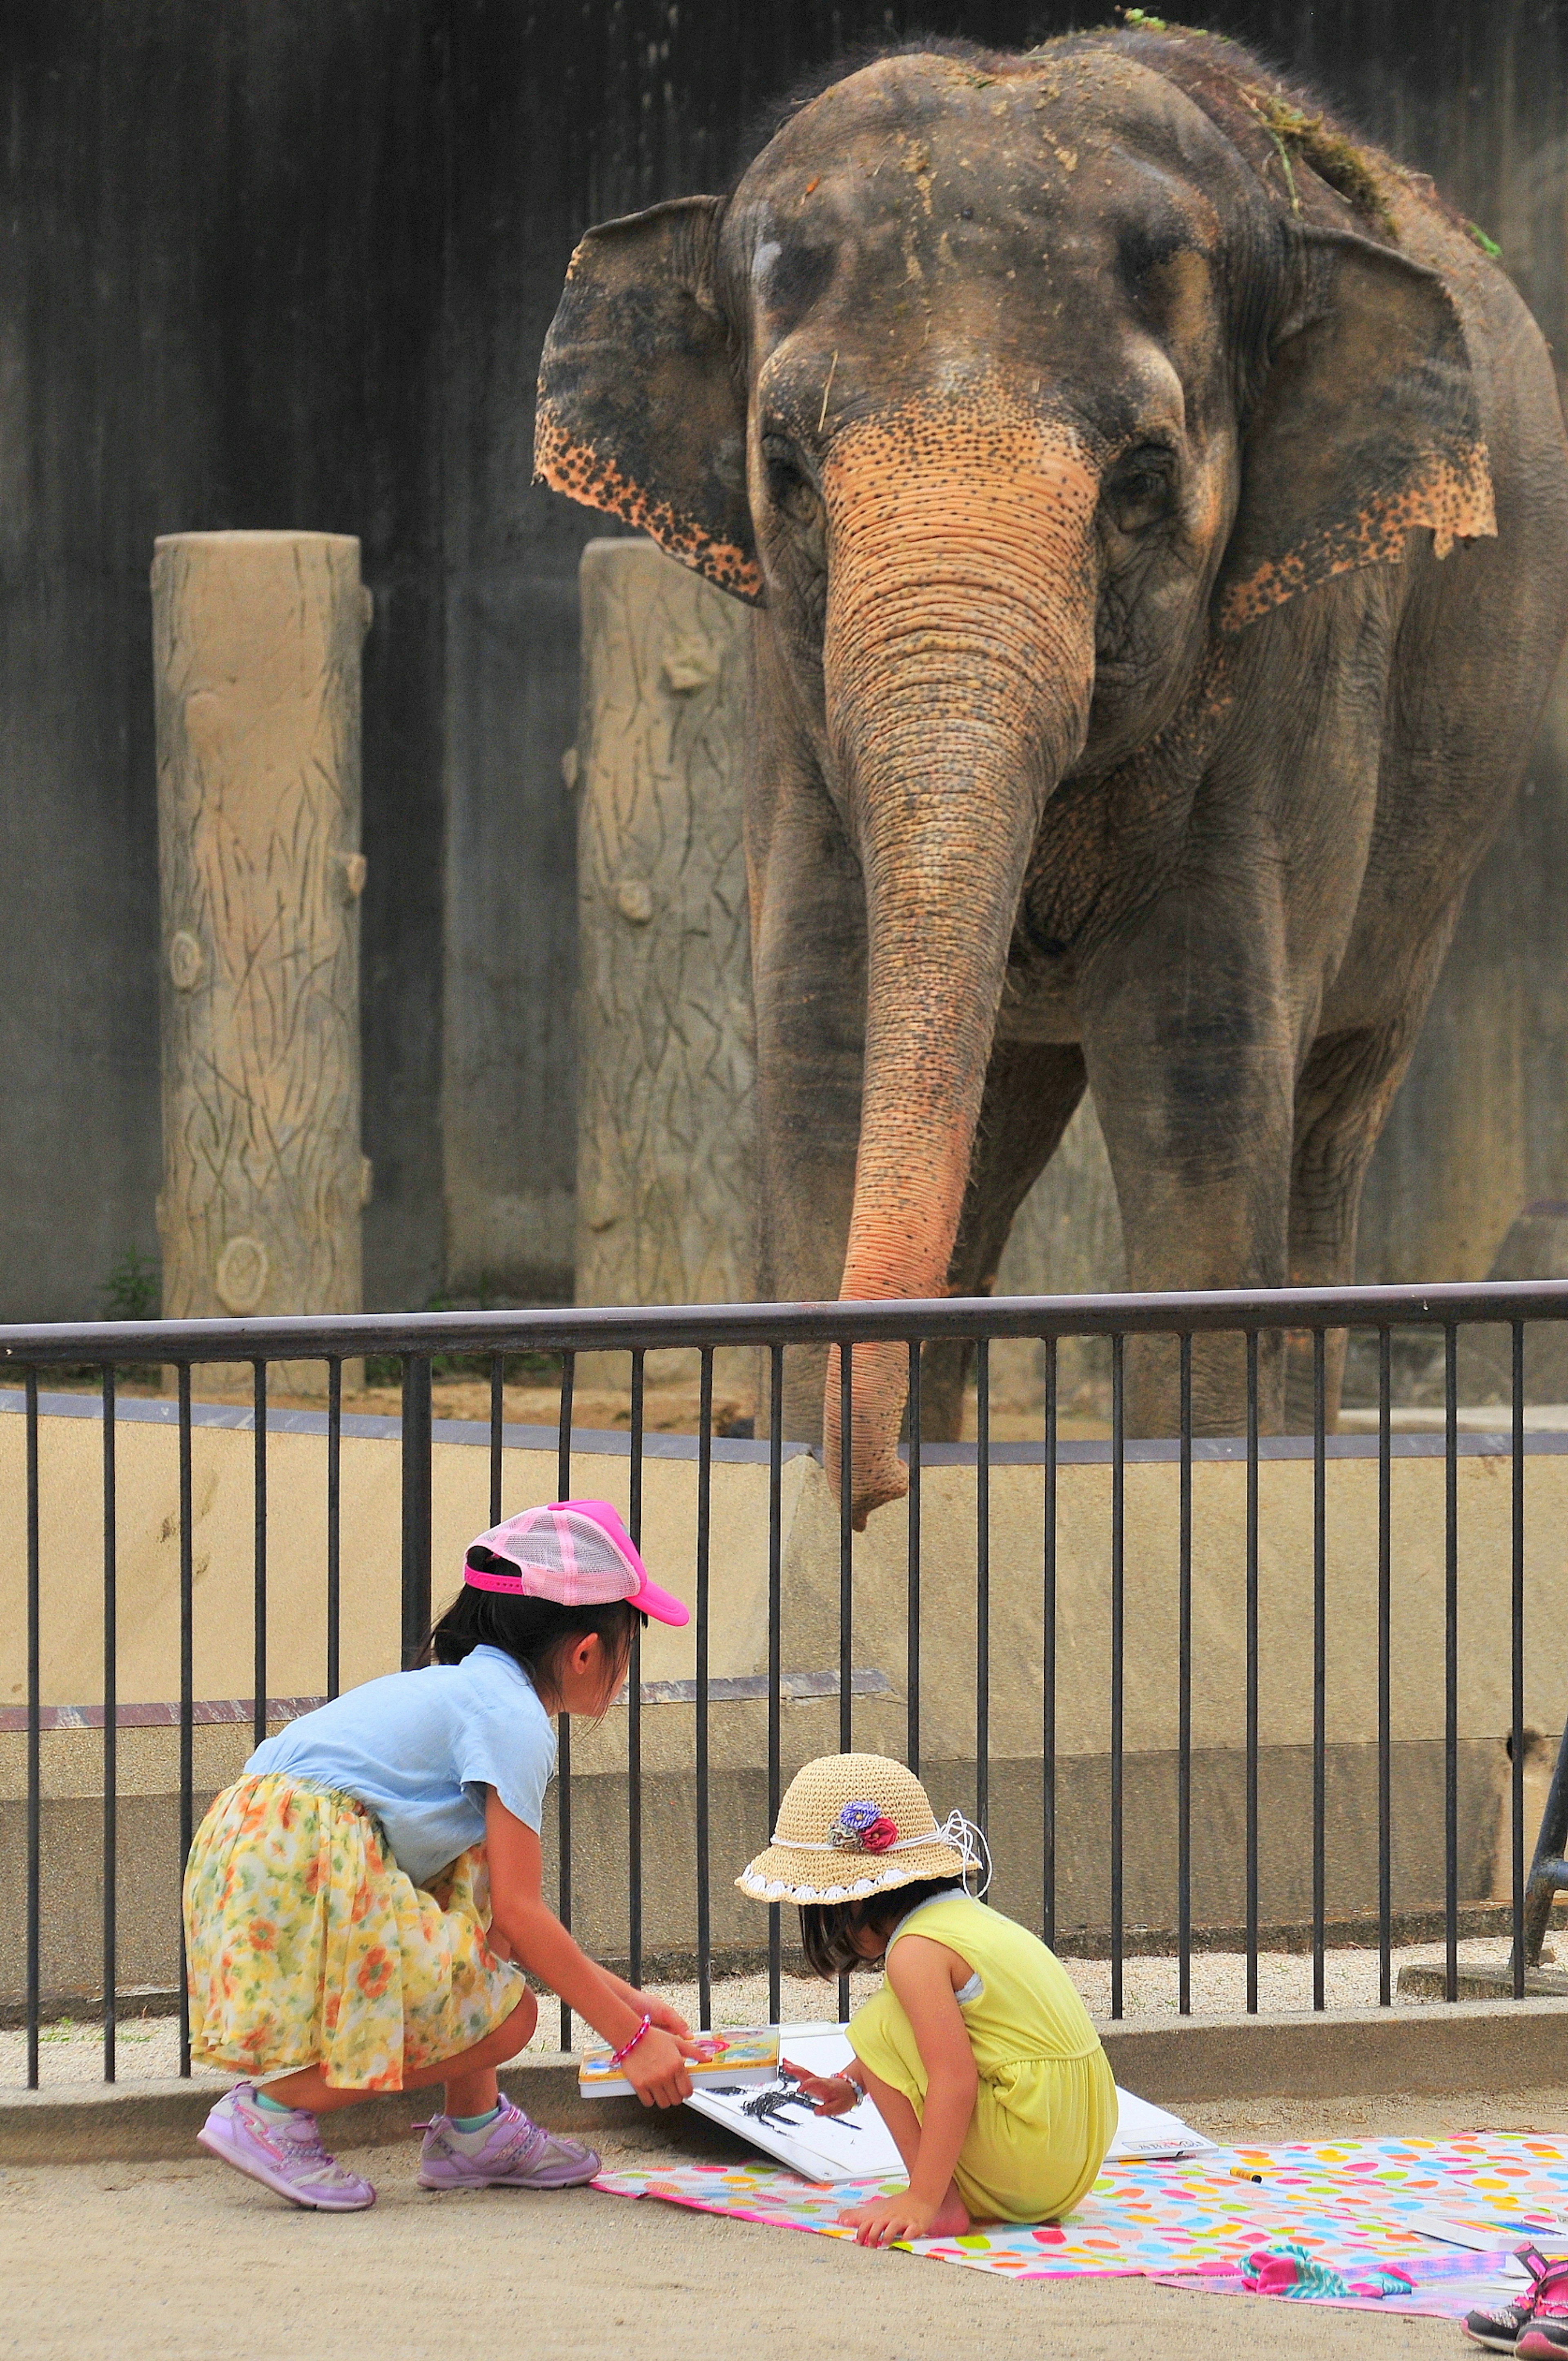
[{"xmin": 580, "ymin": 2022, "xmax": 1214, "ymax": 2183}]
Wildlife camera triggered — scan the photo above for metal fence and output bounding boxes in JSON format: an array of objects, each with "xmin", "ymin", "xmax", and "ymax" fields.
[{"xmin": 4, "ymin": 1276, "xmax": 1568, "ymax": 2090}]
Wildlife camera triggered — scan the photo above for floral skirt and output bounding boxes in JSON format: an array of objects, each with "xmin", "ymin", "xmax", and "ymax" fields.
[{"xmin": 183, "ymin": 1773, "xmax": 526, "ymax": 2091}]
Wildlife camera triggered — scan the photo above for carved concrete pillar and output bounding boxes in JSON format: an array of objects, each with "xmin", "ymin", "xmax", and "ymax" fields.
[
  {"xmin": 573, "ymin": 538, "xmax": 755, "ymax": 1405},
  {"xmin": 153, "ymin": 531, "xmax": 371, "ymax": 1392}
]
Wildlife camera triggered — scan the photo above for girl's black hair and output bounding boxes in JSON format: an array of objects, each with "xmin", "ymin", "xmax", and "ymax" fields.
[
  {"xmin": 798, "ymin": 1875, "xmax": 966, "ymax": 1981},
  {"xmin": 427, "ymin": 1549, "xmax": 643, "ymax": 1710}
]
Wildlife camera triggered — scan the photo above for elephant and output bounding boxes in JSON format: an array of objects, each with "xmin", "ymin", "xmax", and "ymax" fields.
[{"xmin": 537, "ymin": 24, "xmax": 1568, "ymax": 1526}]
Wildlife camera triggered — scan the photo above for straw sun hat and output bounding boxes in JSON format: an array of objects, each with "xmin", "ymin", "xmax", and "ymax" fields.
[{"xmin": 736, "ymin": 1753, "xmax": 981, "ymax": 1906}]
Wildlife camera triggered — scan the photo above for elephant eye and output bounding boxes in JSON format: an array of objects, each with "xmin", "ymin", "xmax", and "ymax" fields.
[
  {"xmin": 1105, "ymin": 444, "xmax": 1177, "ymax": 535},
  {"xmin": 762, "ymin": 434, "xmax": 822, "ymax": 527}
]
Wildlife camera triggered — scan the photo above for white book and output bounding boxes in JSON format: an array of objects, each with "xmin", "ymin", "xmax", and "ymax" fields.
[{"xmin": 683, "ymin": 2024, "xmax": 1214, "ymax": 2185}]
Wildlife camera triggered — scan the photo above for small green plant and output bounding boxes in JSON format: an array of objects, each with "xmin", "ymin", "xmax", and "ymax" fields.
[
  {"xmin": 101, "ymin": 1247, "xmax": 160, "ymax": 1322},
  {"xmin": 1468, "ymin": 221, "xmax": 1503, "ymax": 259},
  {"xmin": 363, "ymin": 1283, "xmax": 564, "ymax": 1391},
  {"xmin": 1121, "ymin": 7, "xmax": 1169, "ymax": 24}
]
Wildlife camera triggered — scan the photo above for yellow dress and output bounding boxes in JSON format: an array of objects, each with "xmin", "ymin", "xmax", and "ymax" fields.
[
  {"xmin": 847, "ymin": 1892, "xmax": 1116, "ymax": 2223},
  {"xmin": 183, "ymin": 1773, "xmax": 525, "ymax": 2091}
]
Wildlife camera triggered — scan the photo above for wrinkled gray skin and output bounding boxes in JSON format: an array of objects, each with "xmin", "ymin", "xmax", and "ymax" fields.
[{"xmin": 537, "ymin": 29, "xmax": 1568, "ymax": 1524}]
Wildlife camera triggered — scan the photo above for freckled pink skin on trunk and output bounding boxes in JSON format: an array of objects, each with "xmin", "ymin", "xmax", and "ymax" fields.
[{"xmin": 820, "ymin": 394, "xmax": 1099, "ymax": 1526}]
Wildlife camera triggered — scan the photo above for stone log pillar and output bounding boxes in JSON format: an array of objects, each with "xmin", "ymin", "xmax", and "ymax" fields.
[
  {"xmin": 573, "ymin": 538, "xmax": 755, "ymax": 1412},
  {"xmin": 153, "ymin": 531, "xmax": 371, "ymax": 1393}
]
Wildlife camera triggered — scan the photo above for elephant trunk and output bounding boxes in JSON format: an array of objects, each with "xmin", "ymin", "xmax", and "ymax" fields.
[{"xmin": 821, "ymin": 404, "xmax": 1100, "ymax": 1524}]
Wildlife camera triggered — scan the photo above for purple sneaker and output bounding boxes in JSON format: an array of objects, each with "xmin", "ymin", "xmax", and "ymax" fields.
[
  {"xmin": 197, "ymin": 2081, "xmax": 377, "ymax": 2212},
  {"xmin": 417, "ymin": 2094, "xmax": 600, "ymax": 2190}
]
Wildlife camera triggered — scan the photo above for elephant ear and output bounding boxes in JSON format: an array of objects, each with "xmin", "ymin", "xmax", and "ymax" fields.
[
  {"xmin": 535, "ymin": 196, "xmax": 761, "ymax": 604},
  {"xmin": 1216, "ymin": 227, "xmax": 1494, "ymax": 633}
]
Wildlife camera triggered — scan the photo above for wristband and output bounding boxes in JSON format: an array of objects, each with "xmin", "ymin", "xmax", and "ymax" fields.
[{"xmin": 609, "ymin": 2014, "xmax": 652, "ymax": 2067}]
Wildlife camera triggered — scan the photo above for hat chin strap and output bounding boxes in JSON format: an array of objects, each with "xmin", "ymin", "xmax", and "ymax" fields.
[{"xmin": 768, "ymin": 1808, "xmax": 994, "ymax": 1897}]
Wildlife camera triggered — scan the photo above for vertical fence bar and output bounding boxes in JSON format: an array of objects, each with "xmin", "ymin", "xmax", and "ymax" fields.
[
  {"xmin": 838, "ymin": 1340, "xmax": 853, "ymax": 2023},
  {"xmin": 1178, "ymin": 1333, "xmax": 1193, "ymax": 2016},
  {"xmin": 1109, "ymin": 1332, "xmax": 1125, "ymax": 2020},
  {"xmin": 696, "ymin": 1347, "xmax": 714, "ymax": 2032},
  {"xmin": 1445, "ymin": 1321, "xmax": 1459, "ymax": 2003},
  {"xmin": 102, "ymin": 1363, "xmax": 117, "ymax": 2080},
  {"xmin": 839, "ymin": 1343, "xmax": 854, "ymax": 1753},
  {"xmin": 907, "ymin": 1340, "xmax": 922, "ymax": 1780},
  {"xmin": 178, "ymin": 1363, "xmax": 194, "ymax": 2076},
  {"xmin": 1312, "ymin": 1327, "xmax": 1327, "ymax": 2011},
  {"xmin": 399, "ymin": 1355, "xmax": 432, "ymax": 1673},
  {"xmin": 489, "ymin": 1352, "xmax": 504, "ymax": 1526},
  {"xmin": 976, "ymin": 1337, "xmax": 990, "ymax": 1842},
  {"xmin": 557, "ymin": 1351, "xmax": 575, "ymax": 2049},
  {"xmin": 767, "ymin": 1345, "xmax": 784, "ymax": 2025},
  {"xmin": 1511, "ymin": 1320, "xmax": 1526, "ymax": 2001},
  {"xmin": 1042, "ymin": 1336, "xmax": 1058, "ymax": 1951},
  {"xmin": 1245, "ymin": 1327, "xmax": 1260, "ymax": 2015},
  {"xmin": 252, "ymin": 1359, "xmax": 267, "ymax": 1751},
  {"xmin": 325, "ymin": 1358, "xmax": 342, "ymax": 1702},
  {"xmin": 628, "ymin": 1350, "xmax": 645, "ymax": 2000},
  {"xmin": 1377, "ymin": 1327, "xmax": 1393, "ymax": 2007},
  {"xmin": 24, "ymin": 1369, "xmax": 40, "ymax": 2090}
]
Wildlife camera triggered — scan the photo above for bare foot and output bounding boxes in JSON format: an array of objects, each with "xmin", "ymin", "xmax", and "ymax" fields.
[{"xmin": 927, "ymin": 2189, "xmax": 971, "ymax": 2237}]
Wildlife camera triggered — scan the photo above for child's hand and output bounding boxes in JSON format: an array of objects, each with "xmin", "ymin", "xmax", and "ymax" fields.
[
  {"xmin": 636, "ymin": 1993, "xmax": 691, "ymax": 2038},
  {"xmin": 781, "ymin": 2060, "xmax": 860, "ymax": 2118},
  {"xmin": 837, "ymin": 2191, "xmax": 938, "ymax": 2247},
  {"xmin": 621, "ymin": 2027, "xmax": 702, "ymax": 2108}
]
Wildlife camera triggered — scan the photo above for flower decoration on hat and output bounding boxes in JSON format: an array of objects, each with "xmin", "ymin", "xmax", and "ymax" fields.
[{"xmin": 830, "ymin": 1800, "xmax": 900, "ymax": 1854}]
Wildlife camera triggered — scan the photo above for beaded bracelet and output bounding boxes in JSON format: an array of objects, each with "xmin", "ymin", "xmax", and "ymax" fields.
[{"xmin": 609, "ymin": 2014, "xmax": 652, "ymax": 2067}]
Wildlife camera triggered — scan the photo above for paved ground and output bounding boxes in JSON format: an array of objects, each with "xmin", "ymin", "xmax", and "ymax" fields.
[{"xmin": 7, "ymin": 2088, "xmax": 1566, "ymax": 2359}]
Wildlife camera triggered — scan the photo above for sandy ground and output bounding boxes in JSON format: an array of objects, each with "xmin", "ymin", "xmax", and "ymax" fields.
[
  {"xmin": 3, "ymin": 1974, "xmax": 1561, "ymax": 2356},
  {"xmin": 7, "ymin": 2083, "xmax": 1564, "ymax": 2361},
  {"xmin": 81, "ymin": 1370, "xmax": 1111, "ymax": 1444},
  {"xmin": 0, "ymin": 1936, "xmax": 1530, "ymax": 2086}
]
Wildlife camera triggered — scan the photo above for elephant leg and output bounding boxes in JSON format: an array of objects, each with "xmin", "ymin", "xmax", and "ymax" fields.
[
  {"xmin": 1079, "ymin": 889, "xmax": 1296, "ymax": 1438},
  {"xmin": 1285, "ymin": 1019, "xmax": 1422, "ymax": 1430},
  {"xmin": 747, "ymin": 635, "xmax": 867, "ymax": 1443},
  {"xmin": 920, "ymin": 1041, "xmax": 1088, "ymax": 1439}
]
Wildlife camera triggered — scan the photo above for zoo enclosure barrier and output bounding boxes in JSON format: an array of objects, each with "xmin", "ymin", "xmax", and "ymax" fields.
[{"xmin": 4, "ymin": 1276, "xmax": 1568, "ymax": 2090}]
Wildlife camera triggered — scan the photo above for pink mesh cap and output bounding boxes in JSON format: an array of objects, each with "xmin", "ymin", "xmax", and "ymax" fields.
[{"xmin": 463, "ymin": 1499, "xmax": 689, "ymax": 1626}]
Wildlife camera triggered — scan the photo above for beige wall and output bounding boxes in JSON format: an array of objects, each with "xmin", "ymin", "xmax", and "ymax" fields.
[
  {"xmin": 8, "ymin": 1412, "xmax": 1564, "ymax": 1746},
  {"xmin": 5, "ymin": 1406, "xmax": 1566, "ymax": 1774},
  {"xmin": 1, "ymin": 1401, "xmax": 1561, "ymax": 1995}
]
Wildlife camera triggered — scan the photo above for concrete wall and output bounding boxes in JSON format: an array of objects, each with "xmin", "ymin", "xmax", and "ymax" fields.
[
  {"xmin": 3, "ymin": 1, "xmax": 1567, "ymax": 1323},
  {"xmin": 2, "ymin": 1391, "xmax": 1561, "ymax": 1999}
]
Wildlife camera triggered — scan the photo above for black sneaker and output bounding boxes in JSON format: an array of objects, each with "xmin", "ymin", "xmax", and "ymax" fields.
[{"xmin": 1465, "ymin": 2248, "xmax": 1567, "ymax": 2353}]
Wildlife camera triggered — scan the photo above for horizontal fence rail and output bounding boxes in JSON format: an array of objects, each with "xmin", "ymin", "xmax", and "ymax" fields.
[
  {"xmin": 7, "ymin": 1277, "xmax": 1568, "ymax": 1363},
  {"xmin": 4, "ymin": 1277, "xmax": 1568, "ymax": 2088}
]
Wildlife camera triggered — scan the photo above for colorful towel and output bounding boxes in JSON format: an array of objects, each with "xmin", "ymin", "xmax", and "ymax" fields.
[
  {"xmin": 592, "ymin": 2132, "xmax": 1568, "ymax": 2299},
  {"xmin": 1238, "ymin": 2241, "xmax": 1415, "ymax": 2301},
  {"xmin": 1156, "ymin": 2248, "xmax": 1519, "ymax": 2319}
]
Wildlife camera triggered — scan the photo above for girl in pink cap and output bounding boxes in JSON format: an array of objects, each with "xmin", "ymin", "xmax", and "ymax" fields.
[{"xmin": 182, "ymin": 1500, "xmax": 697, "ymax": 2212}]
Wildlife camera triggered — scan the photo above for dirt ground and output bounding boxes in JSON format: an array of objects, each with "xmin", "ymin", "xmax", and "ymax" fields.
[
  {"xmin": 75, "ymin": 1369, "xmax": 1112, "ymax": 1444},
  {"xmin": 3, "ymin": 2086, "xmax": 1559, "ymax": 2359}
]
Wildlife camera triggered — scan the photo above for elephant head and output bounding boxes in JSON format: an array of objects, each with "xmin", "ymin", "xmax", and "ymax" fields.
[{"xmin": 536, "ymin": 39, "xmax": 1492, "ymax": 1524}]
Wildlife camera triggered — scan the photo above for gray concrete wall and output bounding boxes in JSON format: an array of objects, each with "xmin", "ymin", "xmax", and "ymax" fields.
[
  {"xmin": 4, "ymin": 2, "xmax": 1568, "ymax": 1323},
  {"xmin": 0, "ymin": 1, "xmax": 449, "ymax": 1320},
  {"xmin": 0, "ymin": 1739, "xmax": 1504, "ymax": 2007}
]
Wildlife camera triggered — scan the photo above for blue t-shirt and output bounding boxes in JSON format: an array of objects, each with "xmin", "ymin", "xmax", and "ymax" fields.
[{"xmin": 246, "ymin": 1645, "xmax": 556, "ymax": 1888}]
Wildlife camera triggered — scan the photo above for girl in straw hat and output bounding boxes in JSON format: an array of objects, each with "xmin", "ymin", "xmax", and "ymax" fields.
[{"xmin": 737, "ymin": 1753, "xmax": 1116, "ymax": 2245}]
